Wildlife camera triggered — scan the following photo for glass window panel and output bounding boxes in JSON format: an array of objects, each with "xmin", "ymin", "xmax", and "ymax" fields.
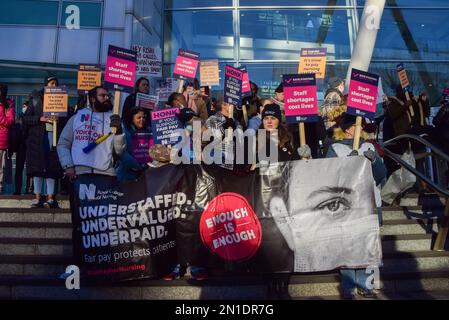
[
  {"xmin": 0, "ymin": 0, "xmax": 59, "ymax": 26},
  {"xmin": 240, "ymin": 0, "xmax": 348, "ymax": 6},
  {"xmin": 240, "ymin": 9, "xmax": 353, "ymax": 61},
  {"xmin": 164, "ymin": 10, "xmax": 234, "ymax": 63},
  {"xmin": 0, "ymin": 27, "xmax": 57, "ymax": 63},
  {"xmin": 104, "ymin": 0, "xmax": 126, "ymax": 28},
  {"xmin": 61, "ymin": 2, "xmax": 102, "ymax": 28},
  {"xmin": 165, "ymin": 0, "xmax": 232, "ymax": 9},
  {"xmin": 101, "ymin": 31, "xmax": 125, "ymax": 64},
  {"xmin": 365, "ymin": 9, "xmax": 449, "ymax": 60},
  {"xmin": 357, "ymin": 0, "xmax": 449, "ymax": 7},
  {"xmin": 57, "ymin": 29, "xmax": 100, "ymax": 64}
]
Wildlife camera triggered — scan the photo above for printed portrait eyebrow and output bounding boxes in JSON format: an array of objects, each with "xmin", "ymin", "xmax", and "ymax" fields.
[{"xmin": 307, "ymin": 187, "xmax": 353, "ymax": 200}]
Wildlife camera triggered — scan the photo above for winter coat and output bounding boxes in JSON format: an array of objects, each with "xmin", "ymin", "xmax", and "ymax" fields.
[
  {"xmin": 0, "ymin": 99, "xmax": 15, "ymax": 150},
  {"xmin": 22, "ymin": 92, "xmax": 63, "ymax": 179}
]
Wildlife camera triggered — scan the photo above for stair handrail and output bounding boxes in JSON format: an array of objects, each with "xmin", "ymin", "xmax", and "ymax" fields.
[{"xmin": 381, "ymin": 133, "xmax": 449, "ymax": 251}]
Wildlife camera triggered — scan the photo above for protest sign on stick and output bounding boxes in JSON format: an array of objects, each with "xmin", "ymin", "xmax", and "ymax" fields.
[
  {"xmin": 347, "ymin": 68, "xmax": 379, "ymax": 150},
  {"xmin": 43, "ymin": 86, "xmax": 68, "ymax": 146},
  {"xmin": 104, "ymin": 45, "xmax": 137, "ymax": 133},
  {"xmin": 173, "ymin": 49, "xmax": 200, "ymax": 94},
  {"xmin": 283, "ymin": 74, "xmax": 319, "ymax": 147},
  {"xmin": 397, "ymin": 63, "xmax": 415, "ymax": 122},
  {"xmin": 298, "ymin": 48, "xmax": 327, "ymax": 84}
]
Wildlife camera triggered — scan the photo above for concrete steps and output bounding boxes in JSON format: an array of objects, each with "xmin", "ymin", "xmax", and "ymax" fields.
[
  {"xmin": 0, "ymin": 192, "xmax": 447, "ymax": 300},
  {"xmin": 0, "ymin": 195, "xmax": 70, "ymax": 209}
]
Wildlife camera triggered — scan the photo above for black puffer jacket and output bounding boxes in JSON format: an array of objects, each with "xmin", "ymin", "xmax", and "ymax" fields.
[{"xmin": 22, "ymin": 91, "xmax": 63, "ymax": 179}]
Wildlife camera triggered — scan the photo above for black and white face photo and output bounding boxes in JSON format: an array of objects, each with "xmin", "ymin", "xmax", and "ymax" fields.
[{"xmin": 266, "ymin": 156, "xmax": 382, "ymax": 272}]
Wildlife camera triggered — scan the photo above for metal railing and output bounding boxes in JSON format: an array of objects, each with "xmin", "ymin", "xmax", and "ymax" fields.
[{"xmin": 382, "ymin": 134, "xmax": 449, "ymax": 251}]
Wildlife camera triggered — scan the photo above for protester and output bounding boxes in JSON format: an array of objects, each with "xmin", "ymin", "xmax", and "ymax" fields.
[
  {"xmin": 13, "ymin": 101, "xmax": 32, "ymax": 195},
  {"xmin": 271, "ymin": 83, "xmax": 284, "ymax": 112},
  {"xmin": 122, "ymin": 77, "xmax": 150, "ymax": 128},
  {"xmin": 57, "ymin": 86, "xmax": 126, "ymax": 181},
  {"xmin": 432, "ymin": 98, "xmax": 449, "ymax": 186},
  {"xmin": 117, "ymin": 107, "xmax": 152, "ymax": 182},
  {"xmin": 326, "ymin": 112, "xmax": 386, "ymax": 299},
  {"xmin": 321, "ymin": 77, "xmax": 346, "ymax": 130},
  {"xmin": 23, "ymin": 77, "xmax": 63, "ymax": 207},
  {"xmin": 258, "ymin": 104, "xmax": 300, "ymax": 162},
  {"xmin": 199, "ymin": 86, "xmax": 213, "ymax": 117},
  {"xmin": 238, "ymin": 81, "xmax": 261, "ymax": 126},
  {"xmin": 183, "ymin": 81, "xmax": 208, "ymax": 122},
  {"xmin": 0, "ymin": 83, "xmax": 15, "ymax": 194},
  {"xmin": 247, "ymin": 98, "xmax": 272, "ymax": 135},
  {"xmin": 204, "ymin": 99, "xmax": 242, "ymax": 171}
]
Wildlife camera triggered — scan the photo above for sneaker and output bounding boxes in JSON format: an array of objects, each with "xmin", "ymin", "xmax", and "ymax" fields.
[
  {"xmin": 342, "ymin": 289, "xmax": 357, "ymax": 300},
  {"xmin": 31, "ymin": 199, "xmax": 44, "ymax": 208},
  {"xmin": 43, "ymin": 199, "xmax": 59, "ymax": 209},
  {"xmin": 163, "ymin": 271, "xmax": 180, "ymax": 281},
  {"xmin": 357, "ymin": 288, "xmax": 375, "ymax": 298}
]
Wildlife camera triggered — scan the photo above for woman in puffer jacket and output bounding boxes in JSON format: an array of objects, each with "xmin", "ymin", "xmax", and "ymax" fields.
[{"xmin": 0, "ymin": 83, "xmax": 15, "ymax": 193}]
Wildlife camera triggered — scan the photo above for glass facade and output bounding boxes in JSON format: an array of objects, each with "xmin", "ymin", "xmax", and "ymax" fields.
[
  {"xmin": 0, "ymin": 0, "xmax": 164, "ymax": 96},
  {"xmin": 164, "ymin": 0, "xmax": 449, "ymax": 105}
]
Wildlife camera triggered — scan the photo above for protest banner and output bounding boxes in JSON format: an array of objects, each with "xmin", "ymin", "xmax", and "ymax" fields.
[
  {"xmin": 43, "ymin": 86, "xmax": 68, "ymax": 146},
  {"xmin": 70, "ymin": 157, "xmax": 381, "ymax": 282},
  {"xmin": 151, "ymin": 108, "xmax": 183, "ymax": 145},
  {"xmin": 77, "ymin": 64, "xmax": 102, "ymax": 95},
  {"xmin": 347, "ymin": 68, "xmax": 379, "ymax": 150},
  {"xmin": 200, "ymin": 60, "xmax": 220, "ymax": 87},
  {"xmin": 396, "ymin": 63, "xmax": 415, "ymax": 121},
  {"xmin": 131, "ymin": 45, "xmax": 162, "ymax": 78},
  {"xmin": 224, "ymin": 65, "xmax": 243, "ymax": 108},
  {"xmin": 157, "ymin": 78, "xmax": 181, "ymax": 103},
  {"xmin": 104, "ymin": 45, "xmax": 137, "ymax": 133},
  {"xmin": 298, "ymin": 48, "xmax": 327, "ymax": 83},
  {"xmin": 283, "ymin": 74, "xmax": 318, "ymax": 147},
  {"xmin": 136, "ymin": 93, "xmax": 158, "ymax": 110},
  {"xmin": 173, "ymin": 49, "xmax": 200, "ymax": 92},
  {"xmin": 131, "ymin": 132, "xmax": 153, "ymax": 164}
]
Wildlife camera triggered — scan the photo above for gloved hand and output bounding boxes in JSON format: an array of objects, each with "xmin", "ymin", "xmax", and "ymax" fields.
[
  {"xmin": 110, "ymin": 114, "xmax": 123, "ymax": 134},
  {"xmin": 363, "ymin": 149, "xmax": 376, "ymax": 162},
  {"xmin": 348, "ymin": 150, "xmax": 359, "ymax": 157},
  {"xmin": 223, "ymin": 117, "xmax": 236, "ymax": 130},
  {"xmin": 297, "ymin": 144, "xmax": 312, "ymax": 159},
  {"xmin": 177, "ymin": 107, "xmax": 198, "ymax": 126}
]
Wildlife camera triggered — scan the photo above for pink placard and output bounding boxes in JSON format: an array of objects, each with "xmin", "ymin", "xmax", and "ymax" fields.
[
  {"xmin": 173, "ymin": 55, "xmax": 199, "ymax": 80},
  {"xmin": 347, "ymin": 80, "xmax": 378, "ymax": 113},
  {"xmin": 284, "ymin": 86, "xmax": 318, "ymax": 117},
  {"xmin": 131, "ymin": 133, "xmax": 153, "ymax": 164},
  {"xmin": 104, "ymin": 56, "xmax": 136, "ymax": 88},
  {"xmin": 242, "ymin": 70, "xmax": 250, "ymax": 94}
]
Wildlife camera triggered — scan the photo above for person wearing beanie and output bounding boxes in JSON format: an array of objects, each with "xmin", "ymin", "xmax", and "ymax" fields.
[
  {"xmin": 322, "ymin": 77, "xmax": 346, "ymax": 130},
  {"xmin": 325, "ymin": 112, "xmax": 386, "ymax": 299},
  {"xmin": 23, "ymin": 76, "xmax": 64, "ymax": 208},
  {"xmin": 258, "ymin": 104, "xmax": 299, "ymax": 162}
]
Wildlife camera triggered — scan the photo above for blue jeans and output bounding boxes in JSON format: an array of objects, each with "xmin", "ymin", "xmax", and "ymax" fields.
[{"xmin": 340, "ymin": 268, "xmax": 370, "ymax": 292}]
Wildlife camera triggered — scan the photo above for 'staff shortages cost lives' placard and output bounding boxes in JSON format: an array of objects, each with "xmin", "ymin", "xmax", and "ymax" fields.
[
  {"xmin": 104, "ymin": 45, "xmax": 137, "ymax": 93},
  {"xmin": 283, "ymin": 74, "xmax": 318, "ymax": 124},
  {"xmin": 347, "ymin": 68, "xmax": 379, "ymax": 120},
  {"xmin": 173, "ymin": 49, "xmax": 200, "ymax": 82}
]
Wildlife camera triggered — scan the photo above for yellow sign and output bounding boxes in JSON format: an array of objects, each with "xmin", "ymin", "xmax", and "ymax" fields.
[
  {"xmin": 298, "ymin": 48, "xmax": 327, "ymax": 80},
  {"xmin": 77, "ymin": 64, "xmax": 102, "ymax": 93},
  {"xmin": 200, "ymin": 60, "xmax": 220, "ymax": 87},
  {"xmin": 43, "ymin": 86, "xmax": 68, "ymax": 116}
]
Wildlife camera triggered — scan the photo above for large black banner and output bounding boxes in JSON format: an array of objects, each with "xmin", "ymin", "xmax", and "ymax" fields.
[{"xmin": 72, "ymin": 157, "xmax": 382, "ymax": 283}]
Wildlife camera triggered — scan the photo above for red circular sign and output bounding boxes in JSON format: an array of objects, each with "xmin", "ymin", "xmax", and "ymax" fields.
[{"xmin": 200, "ymin": 193, "xmax": 262, "ymax": 261}]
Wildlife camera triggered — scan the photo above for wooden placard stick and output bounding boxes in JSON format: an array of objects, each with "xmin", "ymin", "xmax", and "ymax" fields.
[
  {"xmin": 177, "ymin": 80, "xmax": 185, "ymax": 94},
  {"xmin": 242, "ymin": 104, "xmax": 248, "ymax": 127},
  {"xmin": 52, "ymin": 119, "xmax": 58, "ymax": 147},
  {"xmin": 299, "ymin": 122, "xmax": 306, "ymax": 147},
  {"xmin": 352, "ymin": 116, "xmax": 363, "ymax": 151},
  {"xmin": 111, "ymin": 91, "xmax": 121, "ymax": 134},
  {"xmin": 418, "ymin": 100, "xmax": 425, "ymax": 127}
]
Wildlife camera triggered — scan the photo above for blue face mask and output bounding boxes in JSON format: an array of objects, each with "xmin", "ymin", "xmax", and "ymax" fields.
[{"xmin": 185, "ymin": 124, "xmax": 193, "ymax": 133}]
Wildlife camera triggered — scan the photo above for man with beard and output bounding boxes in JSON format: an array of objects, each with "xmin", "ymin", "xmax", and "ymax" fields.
[{"xmin": 57, "ymin": 86, "xmax": 126, "ymax": 179}]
